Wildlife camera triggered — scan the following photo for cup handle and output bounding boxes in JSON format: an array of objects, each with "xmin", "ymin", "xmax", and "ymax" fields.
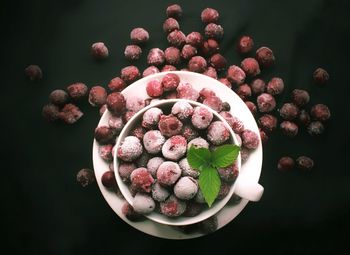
[{"xmin": 234, "ymin": 177, "xmax": 264, "ymax": 202}]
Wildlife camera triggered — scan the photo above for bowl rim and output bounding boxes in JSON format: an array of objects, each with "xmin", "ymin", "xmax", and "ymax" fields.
[{"xmin": 113, "ymin": 98, "xmax": 241, "ymax": 226}]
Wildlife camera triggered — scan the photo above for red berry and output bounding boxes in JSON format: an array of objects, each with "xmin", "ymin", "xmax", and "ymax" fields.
[
  {"xmin": 146, "ymin": 80, "xmax": 164, "ymax": 97},
  {"xmin": 259, "ymin": 128, "xmax": 269, "ymax": 143},
  {"xmin": 49, "ymin": 89, "xmax": 69, "ymax": 106},
  {"xmin": 236, "ymin": 84, "xmax": 251, "ymax": 100},
  {"xmin": 209, "ymin": 53, "xmax": 227, "ymax": 71},
  {"xmin": 241, "ymin": 58, "xmax": 260, "ymax": 77},
  {"xmin": 108, "ymin": 77, "xmax": 126, "ymax": 92},
  {"xmin": 147, "ymin": 48, "xmax": 165, "ymax": 66},
  {"xmin": 106, "ymin": 92, "xmax": 126, "ymax": 116},
  {"xmin": 280, "ymin": 121, "xmax": 298, "ymax": 137},
  {"xmin": 291, "ymin": 89, "xmax": 310, "ymax": 107},
  {"xmin": 277, "ymin": 157, "xmax": 294, "ymax": 171},
  {"xmin": 296, "ymin": 156, "xmax": 314, "ymax": 171},
  {"xmin": 181, "ymin": 44, "xmax": 197, "ymax": 60},
  {"xmin": 259, "ymin": 114, "xmax": 277, "ymax": 133},
  {"xmin": 188, "ymin": 56, "xmax": 207, "ymax": 73},
  {"xmin": 99, "ymin": 144, "xmax": 114, "ymax": 162},
  {"xmin": 245, "ymin": 101, "xmax": 257, "ymax": 115},
  {"xmin": 227, "ymin": 65, "xmax": 246, "ymax": 86},
  {"xmin": 130, "ymin": 28, "xmax": 149, "ymax": 44},
  {"xmin": 203, "ymin": 67, "xmax": 218, "ymax": 79},
  {"xmin": 257, "ymin": 93, "xmax": 276, "ymax": 112},
  {"xmin": 186, "ymin": 32, "xmax": 203, "ymax": 47},
  {"xmin": 101, "ymin": 171, "xmax": 117, "ymax": 188},
  {"xmin": 267, "ymin": 77, "xmax": 284, "ymax": 95},
  {"xmin": 203, "ymin": 96, "xmax": 223, "ymax": 112},
  {"xmin": 158, "ymin": 115, "xmax": 183, "ymax": 137},
  {"xmin": 76, "ymin": 168, "xmax": 95, "ymax": 187},
  {"xmin": 24, "ymin": 65, "xmax": 42, "ymax": 81},
  {"xmin": 307, "ymin": 121, "xmax": 324, "ymax": 136},
  {"xmin": 59, "ymin": 103, "xmax": 83, "ymax": 124},
  {"xmin": 256, "ymin": 47, "xmax": 275, "ymax": 68},
  {"xmin": 94, "ymin": 126, "xmax": 115, "ymax": 145},
  {"xmin": 142, "ymin": 66, "xmax": 160, "ymax": 77},
  {"xmin": 162, "ymin": 73, "xmax": 180, "ymax": 91},
  {"xmin": 88, "ymin": 86, "xmax": 107, "ymax": 107},
  {"xmin": 200, "ymin": 39, "xmax": 219, "ymax": 56},
  {"xmin": 279, "ymin": 103, "xmax": 299, "ymax": 120},
  {"xmin": 204, "ymin": 23, "xmax": 224, "ymax": 40},
  {"xmin": 67, "ymin": 82, "xmax": 88, "ymax": 100},
  {"xmin": 120, "ymin": 66, "xmax": 140, "ymax": 84},
  {"xmin": 163, "ymin": 18, "xmax": 180, "ymax": 33},
  {"xmin": 167, "ymin": 30, "xmax": 186, "ymax": 48},
  {"xmin": 166, "ymin": 4, "xmax": 182, "ymax": 19},
  {"xmin": 124, "ymin": 45, "xmax": 142, "ymax": 61},
  {"xmin": 241, "ymin": 129, "xmax": 260, "ymax": 149},
  {"xmin": 218, "ymin": 78, "xmax": 232, "ymax": 88},
  {"xmin": 250, "ymin": 79, "xmax": 266, "ymax": 95},
  {"xmin": 310, "ymin": 104, "xmax": 331, "ymax": 121},
  {"xmin": 164, "ymin": 47, "xmax": 181, "ymax": 65},
  {"xmin": 313, "ymin": 68, "xmax": 329, "ymax": 85},
  {"xmin": 177, "ymin": 82, "xmax": 199, "ymax": 101},
  {"xmin": 201, "ymin": 8, "xmax": 219, "ymax": 23},
  {"xmin": 91, "ymin": 42, "xmax": 109, "ymax": 59},
  {"xmin": 42, "ymin": 104, "xmax": 60, "ymax": 122},
  {"xmin": 237, "ymin": 35, "xmax": 254, "ymax": 54}
]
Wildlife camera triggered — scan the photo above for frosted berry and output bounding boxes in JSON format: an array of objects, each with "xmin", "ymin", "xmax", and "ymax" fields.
[
  {"xmin": 99, "ymin": 144, "xmax": 113, "ymax": 162},
  {"xmin": 124, "ymin": 45, "xmax": 142, "ymax": 61},
  {"xmin": 133, "ymin": 193, "xmax": 155, "ymax": 214},
  {"xmin": 171, "ymin": 101, "xmax": 194, "ymax": 120},
  {"xmin": 280, "ymin": 121, "xmax": 298, "ymax": 137},
  {"xmin": 120, "ymin": 66, "xmax": 140, "ymax": 84},
  {"xmin": 296, "ymin": 156, "xmax": 314, "ymax": 171},
  {"xmin": 176, "ymin": 82, "xmax": 199, "ymax": 101},
  {"xmin": 313, "ymin": 68, "xmax": 329, "ymax": 85},
  {"xmin": 267, "ymin": 77, "xmax": 284, "ymax": 95},
  {"xmin": 250, "ymin": 79, "xmax": 266, "ymax": 95},
  {"xmin": 237, "ymin": 35, "xmax": 254, "ymax": 54},
  {"xmin": 106, "ymin": 92, "xmax": 126, "ymax": 116},
  {"xmin": 162, "ymin": 135, "xmax": 187, "ymax": 161},
  {"xmin": 95, "ymin": 126, "xmax": 115, "ymax": 144},
  {"xmin": 164, "ymin": 47, "xmax": 181, "ymax": 65},
  {"xmin": 163, "ymin": 18, "xmax": 179, "ymax": 33},
  {"xmin": 142, "ymin": 66, "xmax": 160, "ymax": 77},
  {"xmin": 203, "ymin": 67, "xmax": 218, "ymax": 79},
  {"xmin": 204, "ymin": 23, "xmax": 224, "ymax": 40},
  {"xmin": 91, "ymin": 42, "xmax": 109, "ymax": 59},
  {"xmin": 162, "ymin": 73, "xmax": 180, "ymax": 91},
  {"xmin": 199, "ymin": 87, "xmax": 216, "ymax": 102},
  {"xmin": 88, "ymin": 86, "xmax": 107, "ymax": 107},
  {"xmin": 218, "ymin": 163, "xmax": 239, "ymax": 183},
  {"xmin": 191, "ymin": 106, "xmax": 213, "ymax": 129},
  {"xmin": 227, "ymin": 65, "xmax": 246, "ymax": 85},
  {"xmin": 256, "ymin": 47, "xmax": 275, "ymax": 68},
  {"xmin": 118, "ymin": 163, "xmax": 136, "ymax": 182},
  {"xmin": 259, "ymin": 114, "xmax": 277, "ymax": 133},
  {"xmin": 182, "ymin": 125, "xmax": 199, "ymax": 142},
  {"xmin": 310, "ymin": 104, "xmax": 331, "ymax": 121},
  {"xmin": 157, "ymin": 161, "xmax": 181, "ymax": 186},
  {"xmin": 130, "ymin": 28, "xmax": 149, "ymax": 44},
  {"xmin": 146, "ymin": 80, "xmax": 164, "ymax": 98},
  {"xmin": 277, "ymin": 157, "xmax": 294, "ymax": 171},
  {"xmin": 218, "ymin": 78, "xmax": 232, "ymax": 88},
  {"xmin": 121, "ymin": 202, "xmax": 143, "ymax": 221},
  {"xmin": 126, "ymin": 97, "xmax": 146, "ymax": 112},
  {"xmin": 76, "ymin": 168, "xmax": 95, "ymax": 187},
  {"xmin": 200, "ymin": 39, "xmax": 219, "ymax": 56},
  {"xmin": 67, "ymin": 82, "xmax": 88, "ymax": 100},
  {"xmin": 167, "ymin": 30, "xmax": 186, "ymax": 48},
  {"xmin": 291, "ymin": 89, "xmax": 310, "ymax": 107},
  {"xmin": 279, "ymin": 103, "xmax": 299, "ymax": 120},
  {"xmin": 101, "ymin": 171, "xmax": 117, "ymax": 188},
  {"xmin": 188, "ymin": 56, "xmax": 207, "ymax": 73},
  {"xmin": 201, "ymin": 8, "xmax": 219, "ymax": 23},
  {"xmin": 147, "ymin": 157, "xmax": 165, "ymax": 178},
  {"xmin": 257, "ymin": 93, "xmax": 276, "ymax": 112},
  {"xmin": 131, "ymin": 126, "xmax": 146, "ymax": 140},
  {"xmin": 179, "ymin": 158, "xmax": 199, "ymax": 178},
  {"xmin": 117, "ymin": 136, "xmax": 143, "ymax": 162},
  {"xmin": 219, "ymin": 112, "xmax": 244, "ymax": 133},
  {"xmin": 298, "ymin": 109, "xmax": 311, "ymax": 126},
  {"xmin": 166, "ymin": 4, "xmax": 182, "ymax": 19},
  {"xmin": 236, "ymin": 84, "xmax": 252, "ymax": 100},
  {"xmin": 59, "ymin": 103, "xmax": 83, "ymax": 124},
  {"xmin": 245, "ymin": 101, "xmax": 257, "ymax": 115},
  {"xmin": 241, "ymin": 129, "xmax": 260, "ymax": 149},
  {"xmin": 181, "ymin": 44, "xmax": 197, "ymax": 60},
  {"xmin": 158, "ymin": 115, "xmax": 183, "ymax": 137},
  {"xmin": 130, "ymin": 167, "xmax": 154, "ymax": 193},
  {"xmin": 174, "ymin": 177, "xmax": 198, "ymax": 200},
  {"xmin": 160, "ymin": 195, "xmax": 186, "ymax": 217},
  {"xmin": 209, "ymin": 53, "xmax": 227, "ymax": 71},
  {"xmin": 49, "ymin": 89, "xmax": 69, "ymax": 106},
  {"xmin": 152, "ymin": 181, "xmax": 170, "ymax": 202},
  {"xmin": 186, "ymin": 32, "xmax": 203, "ymax": 47},
  {"xmin": 207, "ymin": 121, "xmax": 230, "ymax": 145},
  {"xmin": 147, "ymin": 48, "xmax": 165, "ymax": 66},
  {"xmin": 188, "ymin": 137, "xmax": 210, "ymax": 150},
  {"xmin": 203, "ymin": 96, "xmax": 223, "ymax": 112},
  {"xmin": 42, "ymin": 104, "xmax": 60, "ymax": 122},
  {"xmin": 142, "ymin": 107, "xmax": 163, "ymax": 129},
  {"xmin": 307, "ymin": 121, "xmax": 324, "ymax": 136},
  {"xmin": 241, "ymin": 58, "xmax": 260, "ymax": 77},
  {"xmin": 143, "ymin": 130, "xmax": 166, "ymax": 154},
  {"xmin": 24, "ymin": 65, "xmax": 42, "ymax": 80}
]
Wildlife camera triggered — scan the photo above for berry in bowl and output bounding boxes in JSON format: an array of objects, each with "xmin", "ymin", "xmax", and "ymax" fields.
[{"xmin": 113, "ymin": 98, "xmax": 263, "ymax": 226}]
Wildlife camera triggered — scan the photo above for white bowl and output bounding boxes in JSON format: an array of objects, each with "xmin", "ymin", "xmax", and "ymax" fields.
[{"xmin": 114, "ymin": 98, "xmax": 251, "ymax": 226}]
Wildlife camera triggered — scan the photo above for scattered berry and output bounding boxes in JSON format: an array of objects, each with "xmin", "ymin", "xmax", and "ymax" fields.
[
  {"xmin": 146, "ymin": 80, "xmax": 164, "ymax": 98},
  {"xmin": 218, "ymin": 78, "xmax": 232, "ymax": 89},
  {"xmin": 59, "ymin": 103, "xmax": 83, "ymax": 124},
  {"xmin": 120, "ymin": 66, "xmax": 140, "ymax": 84},
  {"xmin": 99, "ymin": 144, "xmax": 113, "ymax": 162},
  {"xmin": 245, "ymin": 101, "xmax": 257, "ymax": 115},
  {"xmin": 106, "ymin": 92, "xmax": 126, "ymax": 116},
  {"xmin": 241, "ymin": 58, "xmax": 260, "ymax": 77},
  {"xmin": 188, "ymin": 56, "xmax": 207, "ymax": 73},
  {"xmin": 201, "ymin": 8, "xmax": 219, "ymax": 24},
  {"xmin": 88, "ymin": 86, "xmax": 107, "ymax": 107},
  {"xmin": 130, "ymin": 28, "xmax": 149, "ymax": 44},
  {"xmin": 236, "ymin": 84, "xmax": 252, "ymax": 101},
  {"xmin": 291, "ymin": 89, "xmax": 310, "ymax": 107},
  {"xmin": 259, "ymin": 114, "xmax": 277, "ymax": 133},
  {"xmin": 49, "ymin": 89, "xmax": 69, "ymax": 106},
  {"xmin": 279, "ymin": 103, "xmax": 299, "ymax": 120},
  {"xmin": 121, "ymin": 202, "xmax": 143, "ymax": 221},
  {"xmin": 167, "ymin": 30, "xmax": 186, "ymax": 48},
  {"xmin": 298, "ymin": 109, "xmax": 311, "ymax": 126},
  {"xmin": 162, "ymin": 73, "xmax": 180, "ymax": 91},
  {"xmin": 296, "ymin": 156, "xmax": 314, "ymax": 171},
  {"xmin": 163, "ymin": 18, "xmax": 180, "ymax": 33},
  {"xmin": 241, "ymin": 129, "xmax": 260, "ymax": 149},
  {"xmin": 277, "ymin": 157, "xmax": 294, "ymax": 171},
  {"xmin": 280, "ymin": 121, "xmax": 298, "ymax": 137},
  {"xmin": 226, "ymin": 65, "xmax": 246, "ymax": 85},
  {"xmin": 181, "ymin": 44, "xmax": 197, "ymax": 60},
  {"xmin": 91, "ymin": 42, "xmax": 109, "ymax": 59},
  {"xmin": 95, "ymin": 126, "xmax": 115, "ymax": 144},
  {"xmin": 142, "ymin": 66, "xmax": 160, "ymax": 77},
  {"xmin": 204, "ymin": 23, "xmax": 224, "ymax": 40},
  {"xmin": 42, "ymin": 104, "xmax": 60, "ymax": 122},
  {"xmin": 267, "ymin": 77, "xmax": 284, "ymax": 95},
  {"xmin": 161, "ymin": 65, "xmax": 177, "ymax": 72},
  {"xmin": 147, "ymin": 48, "xmax": 165, "ymax": 66},
  {"xmin": 209, "ymin": 53, "xmax": 227, "ymax": 71},
  {"xmin": 307, "ymin": 121, "xmax": 324, "ymax": 136},
  {"xmin": 186, "ymin": 32, "xmax": 203, "ymax": 47},
  {"xmin": 310, "ymin": 104, "xmax": 331, "ymax": 121},
  {"xmin": 164, "ymin": 47, "xmax": 181, "ymax": 65},
  {"xmin": 256, "ymin": 46, "xmax": 275, "ymax": 68},
  {"xmin": 166, "ymin": 4, "xmax": 183, "ymax": 19},
  {"xmin": 124, "ymin": 45, "xmax": 142, "ymax": 61},
  {"xmin": 200, "ymin": 39, "xmax": 219, "ymax": 56},
  {"xmin": 259, "ymin": 128, "xmax": 269, "ymax": 143},
  {"xmin": 203, "ymin": 67, "xmax": 218, "ymax": 79},
  {"xmin": 176, "ymin": 82, "xmax": 199, "ymax": 101},
  {"xmin": 67, "ymin": 82, "xmax": 89, "ymax": 100},
  {"xmin": 313, "ymin": 68, "xmax": 329, "ymax": 85},
  {"xmin": 24, "ymin": 65, "xmax": 42, "ymax": 80},
  {"xmin": 257, "ymin": 93, "xmax": 276, "ymax": 112},
  {"xmin": 250, "ymin": 79, "xmax": 266, "ymax": 95},
  {"xmin": 76, "ymin": 168, "xmax": 95, "ymax": 187},
  {"xmin": 237, "ymin": 35, "xmax": 254, "ymax": 54}
]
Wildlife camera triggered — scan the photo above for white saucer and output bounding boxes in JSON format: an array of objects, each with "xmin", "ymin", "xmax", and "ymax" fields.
[{"xmin": 92, "ymin": 71, "xmax": 263, "ymax": 239}]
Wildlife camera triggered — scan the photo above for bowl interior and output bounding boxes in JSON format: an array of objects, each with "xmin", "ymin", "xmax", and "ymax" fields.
[{"xmin": 114, "ymin": 98, "xmax": 241, "ymax": 226}]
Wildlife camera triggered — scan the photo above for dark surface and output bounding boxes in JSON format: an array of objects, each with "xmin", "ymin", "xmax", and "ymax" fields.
[{"xmin": 2, "ymin": 0, "xmax": 350, "ymax": 254}]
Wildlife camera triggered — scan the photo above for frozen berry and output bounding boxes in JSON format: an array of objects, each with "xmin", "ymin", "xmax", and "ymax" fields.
[
  {"xmin": 95, "ymin": 126, "xmax": 115, "ymax": 144},
  {"xmin": 106, "ymin": 92, "xmax": 126, "ymax": 116},
  {"xmin": 313, "ymin": 68, "xmax": 329, "ymax": 85},
  {"xmin": 257, "ymin": 93, "xmax": 276, "ymax": 112},
  {"xmin": 279, "ymin": 103, "xmax": 299, "ymax": 120},
  {"xmin": 259, "ymin": 128, "xmax": 269, "ymax": 143},
  {"xmin": 121, "ymin": 202, "xmax": 143, "ymax": 221},
  {"xmin": 160, "ymin": 195, "xmax": 186, "ymax": 217},
  {"xmin": 164, "ymin": 47, "xmax": 181, "ymax": 65},
  {"xmin": 163, "ymin": 18, "xmax": 180, "ymax": 33},
  {"xmin": 219, "ymin": 112, "xmax": 244, "ymax": 133},
  {"xmin": 174, "ymin": 177, "xmax": 198, "ymax": 200},
  {"xmin": 121, "ymin": 66, "xmax": 141, "ymax": 84},
  {"xmin": 91, "ymin": 42, "xmax": 109, "ymax": 59},
  {"xmin": 186, "ymin": 32, "xmax": 203, "ymax": 48},
  {"xmin": 130, "ymin": 167, "xmax": 154, "ymax": 193},
  {"xmin": 227, "ymin": 65, "xmax": 246, "ymax": 85},
  {"xmin": 179, "ymin": 158, "xmax": 200, "ymax": 178},
  {"xmin": 108, "ymin": 77, "xmax": 126, "ymax": 92},
  {"xmin": 99, "ymin": 144, "xmax": 113, "ymax": 162},
  {"xmin": 182, "ymin": 125, "xmax": 199, "ymax": 142},
  {"xmin": 236, "ymin": 84, "xmax": 252, "ymax": 100},
  {"xmin": 298, "ymin": 109, "xmax": 311, "ymax": 126},
  {"xmin": 207, "ymin": 121, "xmax": 230, "ymax": 145},
  {"xmin": 191, "ymin": 106, "xmax": 213, "ymax": 129},
  {"xmin": 307, "ymin": 121, "xmax": 324, "ymax": 136},
  {"xmin": 188, "ymin": 137, "xmax": 210, "ymax": 150},
  {"xmin": 296, "ymin": 156, "xmax": 314, "ymax": 171},
  {"xmin": 133, "ymin": 193, "xmax": 155, "ymax": 214},
  {"xmin": 241, "ymin": 129, "xmax": 259, "ymax": 149},
  {"xmin": 24, "ymin": 64, "xmax": 42, "ymax": 80},
  {"xmin": 130, "ymin": 28, "xmax": 149, "ymax": 44},
  {"xmin": 181, "ymin": 44, "xmax": 197, "ymax": 60},
  {"xmin": 188, "ymin": 56, "xmax": 207, "ymax": 73},
  {"xmin": 245, "ymin": 101, "xmax": 257, "ymax": 115},
  {"xmin": 199, "ymin": 87, "xmax": 216, "ymax": 102},
  {"xmin": 166, "ymin": 4, "xmax": 182, "ymax": 19},
  {"xmin": 171, "ymin": 101, "xmax": 194, "ymax": 120},
  {"xmin": 209, "ymin": 53, "xmax": 227, "ymax": 71},
  {"xmin": 122, "ymin": 111, "xmax": 135, "ymax": 123},
  {"xmin": 161, "ymin": 65, "xmax": 177, "ymax": 72},
  {"xmin": 49, "ymin": 89, "xmax": 69, "ymax": 106},
  {"xmin": 199, "ymin": 216, "xmax": 218, "ymax": 234},
  {"xmin": 76, "ymin": 168, "xmax": 95, "ymax": 187},
  {"xmin": 59, "ymin": 103, "xmax": 83, "ymax": 124},
  {"xmin": 250, "ymin": 79, "xmax": 266, "ymax": 95},
  {"xmin": 200, "ymin": 39, "xmax": 219, "ymax": 56},
  {"xmin": 147, "ymin": 157, "xmax": 165, "ymax": 178},
  {"xmin": 218, "ymin": 78, "xmax": 232, "ymax": 88},
  {"xmin": 241, "ymin": 58, "xmax": 260, "ymax": 77},
  {"xmin": 256, "ymin": 47, "xmax": 275, "ymax": 68},
  {"xmin": 267, "ymin": 77, "xmax": 284, "ymax": 95},
  {"xmin": 143, "ymin": 130, "xmax": 166, "ymax": 154},
  {"xmin": 146, "ymin": 80, "xmax": 164, "ymax": 98},
  {"xmin": 218, "ymin": 164, "xmax": 239, "ymax": 183},
  {"xmin": 176, "ymin": 82, "xmax": 200, "ymax": 101},
  {"xmin": 158, "ymin": 115, "xmax": 183, "ymax": 137},
  {"xmin": 203, "ymin": 96, "xmax": 223, "ymax": 112},
  {"xmin": 167, "ymin": 30, "xmax": 186, "ymax": 48},
  {"xmin": 147, "ymin": 48, "xmax": 165, "ymax": 66},
  {"xmin": 280, "ymin": 121, "xmax": 298, "ymax": 137},
  {"xmin": 130, "ymin": 126, "xmax": 146, "ymax": 140},
  {"xmin": 310, "ymin": 104, "xmax": 331, "ymax": 121},
  {"xmin": 157, "ymin": 161, "xmax": 181, "ymax": 186},
  {"xmin": 152, "ymin": 181, "xmax": 170, "ymax": 202},
  {"xmin": 67, "ymin": 82, "xmax": 88, "ymax": 100},
  {"xmin": 162, "ymin": 135, "xmax": 187, "ymax": 161},
  {"xmin": 124, "ymin": 45, "xmax": 142, "ymax": 61},
  {"xmin": 42, "ymin": 104, "xmax": 60, "ymax": 122},
  {"xmin": 118, "ymin": 163, "xmax": 136, "ymax": 182},
  {"xmin": 204, "ymin": 23, "xmax": 224, "ymax": 40},
  {"xmin": 203, "ymin": 67, "xmax": 218, "ymax": 79},
  {"xmin": 125, "ymin": 97, "xmax": 146, "ymax": 112},
  {"xmin": 142, "ymin": 66, "xmax": 160, "ymax": 77},
  {"xmin": 201, "ymin": 8, "xmax": 219, "ymax": 23},
  {"xmin": 117, "ymin": 136, "xmax": 143, "ymax": 162},
  {"xmin": 88, "ymin": 86, "xmax": 107, "ymax": 107},
  {"xmin": 259, "ymin": 114, "xmax": 277, "ymax": 133},
  {"xmin": 183, "ymin": 202, "xmax": 203, "ymax": 217},
  {"xmin": 142, "ymin": 107, "xmax": 163, "ymax": 129},
  {"xmin": 101, "ymin": 171, "xmax": 117, "ymax": 188},
  {"xmin": 161, "ymin": 73, "xmax": 180, "ymax": 91},
  {"xmin": 291, "ymin": 89, "xmax": 310, "ymax": 107},
  {"xmin": 237, "ymin": 35, "xmax": 254, "ymax": 54},
  {"xmin": 277, "ymin": 157, "xmax": 294, "ymax": 171}
]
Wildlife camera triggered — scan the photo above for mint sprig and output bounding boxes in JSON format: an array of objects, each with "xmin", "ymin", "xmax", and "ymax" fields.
[{"xmin": 187, "ymin": 144, "xmax": 240, "ymax": 207}]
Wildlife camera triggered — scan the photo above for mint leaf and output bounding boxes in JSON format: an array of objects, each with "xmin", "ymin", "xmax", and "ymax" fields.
[
  {"xmin": 199, "ymin": 166, "xmax": 221, "ymax": 207},
  {"xmin": 211, "ymin": 144, "xmax": 240, "ymax": 168},
  {"xmin": 187, "ymin": 146, "xmax": 211, "ymax": 170}
]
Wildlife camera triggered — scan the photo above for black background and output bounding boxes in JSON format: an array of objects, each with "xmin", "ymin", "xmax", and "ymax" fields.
[{"xmin": 2, "ymin": 0, "xmax": 350, "ymax": 254}]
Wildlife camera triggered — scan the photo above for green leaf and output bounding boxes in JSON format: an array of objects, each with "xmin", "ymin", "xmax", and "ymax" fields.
[
  {"xmin": 211, "ymin": 144, "xmax": 240, "ymax": 168},
  {"xmin": 187, "ymin": 146, "xmax": 211, "ymax": 170},
  {"xmin": 199, "ymin": 166, "xmax": 221, "ymax": 207}
]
